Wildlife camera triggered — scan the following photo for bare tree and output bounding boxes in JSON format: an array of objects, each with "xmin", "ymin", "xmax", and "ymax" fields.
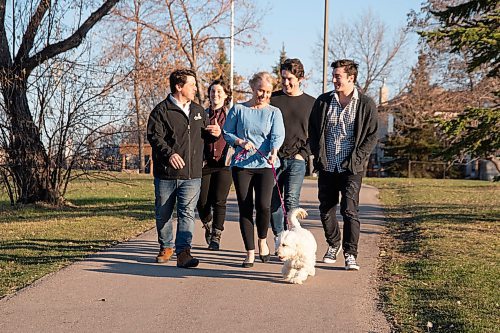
[
  {"xmin": 320, "ymin": 10, "xmax": 408, "ymax": 98},
  {"xmin": 130, "ymin": 0, "xmax": 145, "ymax": 173},
  {"xmin": 100, "ymin": 0, "xmax": 264, "ymax": 173},
  {"xmin": 103, "ymin": 0, "xmax": 180, "ymax": 174},
  {"xmin": 45, "ymin": 59, "xmax": 128, "ymax": 195},
  {"xmin": 0, "ymin": 0, "xmax": 119, "ymax": 204},
  {"xmin": 1, "ymin": 49, "xmax": 128, "ymax": 204},
  {"xmin": 128, "ymin": 0, "xmax": 264, "ymax": 105}
]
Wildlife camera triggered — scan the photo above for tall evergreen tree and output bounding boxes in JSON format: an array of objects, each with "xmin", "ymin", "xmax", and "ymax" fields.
[
  {"xmin": 205, "ymin": 39, "xmax": 246, "ymax": 103},
  {"xmin": 383, "ymin": 53, "xmax": 446, "ymax": 177},
  {"xmin": 271, "ymin": 44, "xmax": 287, "ymax": 91},
  {"xmin": 207, "ymin": 40, "xmax": 231, "ymax": 83},
  {"xmin": 419, "ymin": 0, "xmax": 499, "ymax": 174},
  {"xmin": 422, "ymin": 0, "xmax": 499, "ymax": 77}
]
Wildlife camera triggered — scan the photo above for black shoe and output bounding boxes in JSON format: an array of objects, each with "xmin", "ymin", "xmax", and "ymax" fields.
[
  {"xmin": 208, "ymin": 229, "xmax": 222, "ymax": 251},
  {"xmin": 208, "ymin": 240, "xmax": 220, "ymax": 251},
  {"xmin": 241, "ymin": 261, "xmax": 254, "ymax": 268},
  {"xmin": 323, "ymin": 244, "xmax": 342, "ymax": 263},
  {"xmin": 259, "ymin": 254, "xmax": 270, "ymax": 263},
  {"xmin": 202, "ymin": 221, "xmax": 212, "ymax": 245},
  {"xmin": 176, "ymin": 249, "xmax": 199, "ymax": 268},
  {"xmin": 344, "ymin": 253, "xmax": 360, "ymax": 271},
  {"xmin": 258, "ymin": 239, "xmax": 270, "ymax": 263},
  {"xmin": 242, "ymin": 253, "xmax": 254, "ymax": 268}
]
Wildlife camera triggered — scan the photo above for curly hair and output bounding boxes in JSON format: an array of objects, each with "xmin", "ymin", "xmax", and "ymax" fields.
[
  {"xmin": 249, "ymin": 72, "xmax": 275, "ymax": 90},
  {"xmin": 331, "ymin": 59, "xmax": 359, "ymax": 83},
  {"xmin": 280, "ymin": 58, "xmax": 305, "ymax": 79}
]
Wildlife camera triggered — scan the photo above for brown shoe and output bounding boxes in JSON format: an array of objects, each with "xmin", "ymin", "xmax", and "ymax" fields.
[
  {"xmin": 176, "ymin": 248, "xmax": 199, "ymax": 268},
  {"xmin": 156, "ymin": 248, "xmax": 174, "ymax": 263}
]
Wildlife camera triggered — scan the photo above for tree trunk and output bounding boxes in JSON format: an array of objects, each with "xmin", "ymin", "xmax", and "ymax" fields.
[
  {"xmin": 0, "ymin": 0, "xmax": 119, "ymax": 204},
  {"xmin": 3, "ymin": 79, "xmax": 59, "ymax": 204},
  {"xmin": 133, "ymin": 2, "xmax": 145, "ymax": 174},
  {"xmin": 134, "ymin": 80, "xmax": 145, "ymax": 173},
  {"xmin": 194, "ymin": 74, "xmax": 206, "ymax": 105}
]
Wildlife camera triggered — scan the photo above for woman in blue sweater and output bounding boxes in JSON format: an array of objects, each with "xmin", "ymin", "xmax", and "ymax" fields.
[{"xmin": 223, "ymin": 72, "xmax": 285, "ymax": 267}]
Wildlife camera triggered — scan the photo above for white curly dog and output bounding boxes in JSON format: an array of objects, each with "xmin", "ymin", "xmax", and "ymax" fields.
[{"xmin": 277, "ymin": 208, "xmax": 317, "ymax": 284}]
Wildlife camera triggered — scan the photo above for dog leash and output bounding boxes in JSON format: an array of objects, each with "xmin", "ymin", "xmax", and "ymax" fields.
[{"xmin": 234, "ymin": 148, "xmax": 290, "ymax": 229}]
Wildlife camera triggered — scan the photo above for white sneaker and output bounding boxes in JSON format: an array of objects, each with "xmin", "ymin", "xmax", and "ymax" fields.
[{"xmin": 344, "ymin": 254, "xmax": 360, "ymax": 270}]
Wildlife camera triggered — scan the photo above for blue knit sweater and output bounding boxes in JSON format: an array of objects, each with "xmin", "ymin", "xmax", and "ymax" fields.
[{"xmin": 223, "ymin": 103, "xmax": 285, "ymax": 169}]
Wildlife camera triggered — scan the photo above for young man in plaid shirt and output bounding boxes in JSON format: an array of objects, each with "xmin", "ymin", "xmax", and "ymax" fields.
[{"xmin": 308, "ymin": 59, "xmax": 378, "ymax": 270}]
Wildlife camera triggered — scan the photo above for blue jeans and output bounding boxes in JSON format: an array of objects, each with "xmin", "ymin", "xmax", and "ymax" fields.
[
  {"xmin": 270, "ymin": 158, "xmax": 306, "ymax": 235},
  {"xmin": 154, "ymin": 178, "xmax": 201, "ymax": 254}
]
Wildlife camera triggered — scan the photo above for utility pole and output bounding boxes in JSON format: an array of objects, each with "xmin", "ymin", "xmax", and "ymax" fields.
[
  {"xmin": 230, "ymin": 0, "xmax": 235, "ymax": 107},
  {"xmin": 12, "ymin": 0, "xmax": 16, "ymax": 55},
  {"xmin": 322, "ymin": 0, "xmax": 329, "ymax": 93}
]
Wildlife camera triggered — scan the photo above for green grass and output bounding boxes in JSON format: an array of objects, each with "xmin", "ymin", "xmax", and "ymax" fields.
[
  {"xmin": 0, "ymin": 173, "xmax": 155, "ymax": 299},
  {"xmin": 365, "ymin": 178, "xmax": 500, "ymax": 333},
  {"xmin": 2, "ymin": 174, "xmax": 499, "ymax": 332}
]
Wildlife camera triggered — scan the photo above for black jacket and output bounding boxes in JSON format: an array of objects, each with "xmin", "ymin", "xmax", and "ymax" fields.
[
  {"xmin": 308, "ymin": 91, "xmax": 378, "ymax": 174},
  {"xmin": 147, "ymin": 95, "xmax": 216, "ymax": 179}
]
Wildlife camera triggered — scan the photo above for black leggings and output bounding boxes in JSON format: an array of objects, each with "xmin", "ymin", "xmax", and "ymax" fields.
[
  {"xmin": 197, "ymin": 165, "xmax": 232, "ymax": 231},
  {"xmin": 232, "ymin": 167, "xmax": 275, "ymax": 251}
]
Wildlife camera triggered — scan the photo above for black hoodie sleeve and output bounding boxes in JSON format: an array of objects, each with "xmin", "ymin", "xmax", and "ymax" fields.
[{"xmin": 147, "ymin": 105, "xmax": 174, "ymax": 161}]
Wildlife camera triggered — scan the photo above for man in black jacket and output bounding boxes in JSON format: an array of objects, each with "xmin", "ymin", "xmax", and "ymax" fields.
[
  {"xmin": 147, "ymin": 69, "xmax": 221, "ymax": 268},
  {"xmin": 308, "ymin": 59, "xmax": 378, "ymax": 270}
]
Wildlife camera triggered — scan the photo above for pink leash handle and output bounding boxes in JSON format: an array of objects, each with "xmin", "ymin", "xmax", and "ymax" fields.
[{"xmin": 234, "ymin": 148, "xmax": 290, "ymax": 229}]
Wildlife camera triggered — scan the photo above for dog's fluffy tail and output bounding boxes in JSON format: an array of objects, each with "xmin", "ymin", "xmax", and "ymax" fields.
[{"xmin": 288, "ymin": 208, "xmax": 308, "ymax": 229}]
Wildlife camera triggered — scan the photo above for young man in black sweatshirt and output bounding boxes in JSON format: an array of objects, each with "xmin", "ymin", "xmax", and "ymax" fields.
[{"xmin": 270, "ymin": 58, "xmax": 316, "ymax": 254}]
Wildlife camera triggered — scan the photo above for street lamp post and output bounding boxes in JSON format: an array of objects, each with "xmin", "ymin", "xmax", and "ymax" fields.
[
  {"xmin": 322, "ymin": 0, "xmax": 329, "ymax": 93},
  {"xmin": 230, "ymin": 0, "xmax": 234, "ymax": 107}
]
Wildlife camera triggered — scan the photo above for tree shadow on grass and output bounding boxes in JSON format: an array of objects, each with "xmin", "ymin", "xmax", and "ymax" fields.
[
  {"xmin": 0, "ymin": 239, "xmax": 114, "ymax": 265},
  {"xmin": 0, "ymin": 201, "xmax": 154, "ymax": 224},
  {"xmin": 69, "ymin": 197, "xmax": 151, "ymax": 206},
  {"xmin": 384, "ymin": 203, "xmax": 499, "ymax": 225},
  {"xmin": 400, "ymin": 259, "xmax": 471, "ymax": 332},
  {"xmin": 380, "ymin": 201, "xmax": 499, "ymax": 332}
]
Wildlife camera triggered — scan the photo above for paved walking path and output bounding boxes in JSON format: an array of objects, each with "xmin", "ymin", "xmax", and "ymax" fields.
[{"xmin": 0, "ymin": 179, "xmax": 390, "ymax": 333}]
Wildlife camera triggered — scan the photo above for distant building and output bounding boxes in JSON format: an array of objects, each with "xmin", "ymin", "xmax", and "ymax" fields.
[
  {"xmin": 367, "ymin": 79, "xmax": 392, "ymax": 177},
  {"xmin": 119, "ymin": 143, "xmax": 153, "ymax": 175}
]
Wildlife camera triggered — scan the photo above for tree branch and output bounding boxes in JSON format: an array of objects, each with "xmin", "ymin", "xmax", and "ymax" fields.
[
  {"xmin": 112, "ymin": 8, "xmax": 177, "ymax": 41},
  {"xmin": 166, "ymin": 0, "xmax": 191, "ymax": 64},
  {"xmin": 14, "ymin": 0, "xmax": 51, "ymax": 66},
  {"xmin": 0, "ymin": 0, "xmax": 13, "ymax": 69},
  {"xmin": 23, "ymin": 0, "xmax": 119, "ymax": 76}
]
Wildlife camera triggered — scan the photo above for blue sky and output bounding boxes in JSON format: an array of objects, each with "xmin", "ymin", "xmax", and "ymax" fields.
[{"xmin": 234, "ymin": 0, "xmax": 423, "ymax": 98}]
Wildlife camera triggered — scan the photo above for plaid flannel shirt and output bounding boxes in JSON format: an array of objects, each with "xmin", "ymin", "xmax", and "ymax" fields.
[{"xmin": 324, "ymin": 89, "xmax": 359, "ymax": 172}]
